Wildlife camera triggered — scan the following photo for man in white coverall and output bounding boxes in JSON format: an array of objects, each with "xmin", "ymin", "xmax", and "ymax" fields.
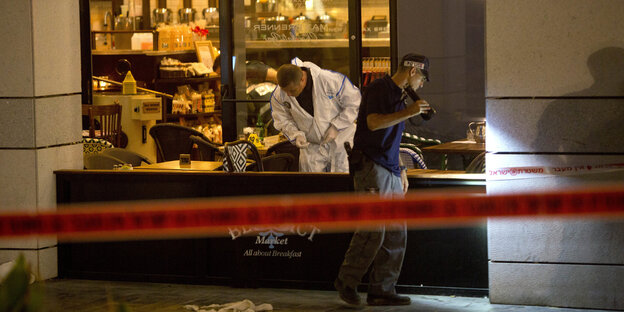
[{"xmin": 270, "ymin": 58, "xmax": 361, "ymax": 172}]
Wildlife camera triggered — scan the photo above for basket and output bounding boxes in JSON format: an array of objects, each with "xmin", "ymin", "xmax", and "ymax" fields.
[{"xmin": 160, "ymin": 66, "xmax": 190, "ymax": 78}]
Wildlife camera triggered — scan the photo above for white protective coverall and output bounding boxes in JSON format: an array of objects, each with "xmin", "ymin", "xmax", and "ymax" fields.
[{"xmin": 270, "ymin": 58, "xmax": 361, "ymax": 172}]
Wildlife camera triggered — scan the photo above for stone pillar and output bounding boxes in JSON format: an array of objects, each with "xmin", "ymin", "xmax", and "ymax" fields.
[
  {"xmin": 0, "ymin": 0, "xmax": 83, "ymax": 280},
  {"xmin": 485, "ymin": 0, "xmax": 624, "ymax": 309}
]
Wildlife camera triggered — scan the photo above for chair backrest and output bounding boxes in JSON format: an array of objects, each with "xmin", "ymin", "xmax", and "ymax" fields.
[
  {"xmin": 465, "ymin": 151, "xmax": 486, "ymax": 173},
  {"xmin": 399, "ymin": 144, "xmax": 427, "ymax": 169},
  {"xmin": 103, "ymin": 148, "xmax": 152, "ymax": 166},
  {"xmin": 82, "ymin": 104, "xmax": 94, "ymax": 136},
  {"xmin": 260, "ymin": 153, "xmax": 296, "ymax": 171},
  {"xmin": 149, "ymin": 123, "xmax": 212, "ymax": 162},
  {"xmin": 87, "ymin": 104, "xmax": 122, "ymax": 147},
  {"xmin": 84, "ymin": 154, "xmax": 125, "ymax": 170},
  {"xmin": 265, "ymin": 140, "xmax": 300, "ymax": 171},
  {"xmin": 223, "ymin": 140, "xmax": 263, "ymax": 172},
  {"xmin": 401, "ymin": 132, "xmax": 442, "ymax": 147},
  {"xmin": 189, "ymin": 135, "xmax": 222, "ymax": 161},
  {"xmin": 401, "ymin": 132, "xmax": 447, "ymax": 170},
  {"xmin": 83, "ymin": 137, "xmax": 114, "ymax": 157}
]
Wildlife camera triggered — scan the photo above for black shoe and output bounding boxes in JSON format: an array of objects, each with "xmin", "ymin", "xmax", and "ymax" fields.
[
  {"xmin": 334, "ymin": 279, "xmax": 361, "ymax": 306},
  {"xmin": 367, "ymin": 293, "xmax": 411, "ymax": 306}
]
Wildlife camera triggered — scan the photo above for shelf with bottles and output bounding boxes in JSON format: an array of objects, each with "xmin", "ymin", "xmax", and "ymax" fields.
[
  {"xmin": 362, "ymin": 56, "xmax": 390, "ymax": 87},
  {"xmin": 91, "ymin": 28, "xmax": 221, "ymax": 53}
]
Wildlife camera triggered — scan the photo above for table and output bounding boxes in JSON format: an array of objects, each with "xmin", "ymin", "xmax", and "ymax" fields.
[
  {"xmin": 135, "ymin": 160, "xmax": 223, "ymax": 171},
  {"xmin": 422, "ymin": 141, "xmax": 485, "ymax": 170},
  {"xmin": 422, "ymin": 140, "xmax": 485, "ymax": 155},
  {"xmin": 406, "ymin": 169, "xmax": 484, "ymax": 179},
  {"xmin": 406, "ymin": 168, "xmax": 485, "ymax": 187}
]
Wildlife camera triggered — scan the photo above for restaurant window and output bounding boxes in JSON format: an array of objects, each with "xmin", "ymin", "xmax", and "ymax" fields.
[
  {"xmin": 86, "ymin": 0, "xmax": 394, "ymax": 147},
  {"xmin": 88, "ymin": 0, "xmax": 225, "ymax": 150}
]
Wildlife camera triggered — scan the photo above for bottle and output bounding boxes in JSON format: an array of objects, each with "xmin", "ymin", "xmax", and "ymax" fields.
[
  {"xmin": 157, "ymin": 26, "xmax": 170, "ymax": 50},
  {"xmin": 172, "ymin": 25, "xmax": 180, "ymax": 50},
  {"xmin": 122, "ymin": 71, "xmax": 137, "ymax": 94},
  {"xmin": 255, "ymin": 112, "xmax": 265, "ymax": 141}
]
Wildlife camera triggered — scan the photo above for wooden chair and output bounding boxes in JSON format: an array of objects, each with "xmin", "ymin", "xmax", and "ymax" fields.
[{"xmin": 84, "ymin": 103, "xmax": 122, "ymax": 147}]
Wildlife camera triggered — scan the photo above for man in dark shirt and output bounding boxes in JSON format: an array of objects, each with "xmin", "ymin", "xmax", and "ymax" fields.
[{"xmin": 334, "ymin": 53, "xmax": 433, "ymax": 306}]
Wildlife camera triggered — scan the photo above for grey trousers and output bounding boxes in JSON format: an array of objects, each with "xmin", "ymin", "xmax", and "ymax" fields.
[{"xmin": 337, "ymin": 156, "xmax": 407, "ymax": 295}]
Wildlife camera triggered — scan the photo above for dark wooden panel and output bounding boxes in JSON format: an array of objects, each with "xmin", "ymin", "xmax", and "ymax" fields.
[{"xmin": 56, "ymin": 170, "xmax": 487, "ymax": 296}]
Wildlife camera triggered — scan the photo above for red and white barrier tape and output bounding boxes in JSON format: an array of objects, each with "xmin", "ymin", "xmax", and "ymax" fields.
[
  {"xmin": 1, "ymin": 186, "xmax": 623, "ymax": 240},
  {"xmin": 487, "ymin": 163, "xmax": 624, "ymax": 180}
]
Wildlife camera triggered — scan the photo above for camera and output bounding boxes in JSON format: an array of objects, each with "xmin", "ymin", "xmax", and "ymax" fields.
[{"xmin": 404, "ymin": 86, "xmax": 436, "ymax": 120}]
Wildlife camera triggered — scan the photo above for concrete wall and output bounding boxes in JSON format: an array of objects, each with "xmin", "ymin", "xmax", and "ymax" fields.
[
  {"xmin": 485, "ymin": 0, "xmax": 624, "ymax": 309},
  {"xmin": 0, "ymin": 0, "xmax": 83, "ymax": 280}
]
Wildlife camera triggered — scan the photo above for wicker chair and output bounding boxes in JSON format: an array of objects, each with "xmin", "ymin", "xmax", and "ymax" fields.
[
  {"xmin": 189, "ymin": 135, "xmax": 223, "ymax": 161},
  {"xmin": 103, "ymin": 148, "xmax": 153, "ymax": 167},
  {"xmin": 399, "ymin": 143, "xmax": 427, "ymax": 169},
  {"xmin": 149, "ymin": 123, "xmax": 217, "ymax": 162},
  {"xmin": 465, "ymin": 151, "xmax": 486, "ymax": 173},
  {"xmin": 401, "ymin": 132, "xmax": 447, "ymax": 170},
  {"xmin": 223, "ymin": 139, "xmax": 263, "ymax": 172},
  {"xmin": 265, "ymin": 140, "xmax": 300, "ymax": 171},
  {"xmin": 84, "ymin": 154, "xmax": 125, "ymax": 170},
  {"xmin": 260, "ymin": 153, "xmax": 296, "ymax": 171}
]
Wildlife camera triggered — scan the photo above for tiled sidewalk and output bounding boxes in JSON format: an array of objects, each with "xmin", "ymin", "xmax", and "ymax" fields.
[{"xmin": 40, "ymin": 279, "xmax": 612, "ymax": 312}]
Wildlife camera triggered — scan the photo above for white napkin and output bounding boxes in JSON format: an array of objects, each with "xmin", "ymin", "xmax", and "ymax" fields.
[{"xmin": 184, "ymin": 300, "xmax": 273, "ymax": 312}]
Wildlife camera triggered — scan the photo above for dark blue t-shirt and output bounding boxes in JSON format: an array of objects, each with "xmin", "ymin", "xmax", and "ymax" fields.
[
  {"xmin": 295, "ymin": 67, "xmax": 314, "ymax": 117},
  {"xmin": 353, "ymin": 75, "xmax": 405, "ymax": 176}
]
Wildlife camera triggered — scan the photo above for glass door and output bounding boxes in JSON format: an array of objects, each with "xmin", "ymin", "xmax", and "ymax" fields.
[
  {"xmin": 220, "ymin": 0, "xmax": 386, "ymax": 143},
  {"xmin": 361, "ymin": 0, "xmax": 391, "ymax": 87}
]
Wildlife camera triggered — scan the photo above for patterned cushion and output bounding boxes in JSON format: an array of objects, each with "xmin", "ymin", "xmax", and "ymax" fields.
[
  {"xmin": 399, "ymin": 147, "xmax": 427, "ymax": 169},
  {"xmin": 83, "ymin": 138, "xmax": 114, "ymax": 156},
  {"xmin": 223, "ymin": 144, "xmax": 251, "ymax": 172}
]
